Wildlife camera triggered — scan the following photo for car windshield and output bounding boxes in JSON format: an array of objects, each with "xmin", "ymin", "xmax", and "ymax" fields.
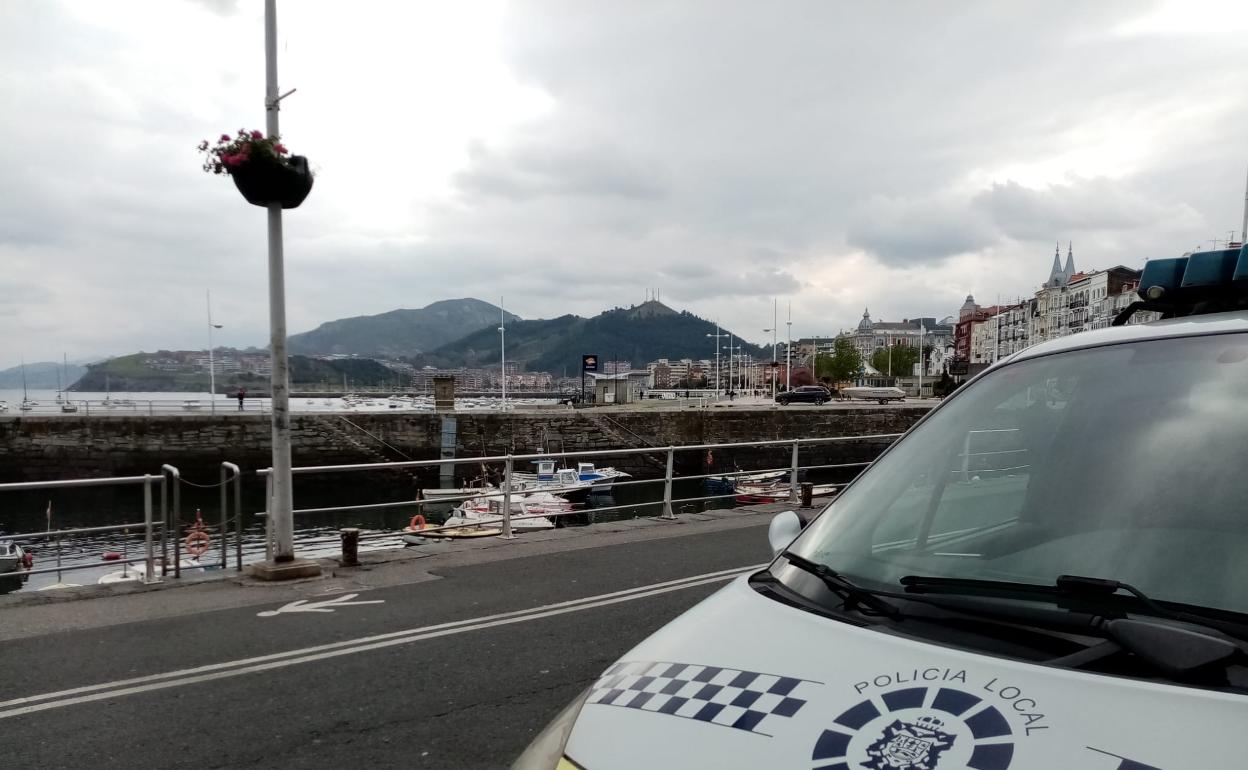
[{"xmin": 788, "ymin": 332, "xmax": 1248, "ymax": 616}]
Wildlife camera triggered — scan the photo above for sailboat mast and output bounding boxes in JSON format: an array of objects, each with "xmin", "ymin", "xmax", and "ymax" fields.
[{"xmin": 499, "ymin": 297, "xmax": 507, "ymax": 409}]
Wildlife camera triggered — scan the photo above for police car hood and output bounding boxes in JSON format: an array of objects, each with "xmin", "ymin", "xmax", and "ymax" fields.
[{"xmin": 564, "ymin": 576, "xmax": 1246, "ymax": 770}]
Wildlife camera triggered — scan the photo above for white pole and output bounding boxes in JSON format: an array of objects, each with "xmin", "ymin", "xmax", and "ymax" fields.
[
  {"xmin": 918, "ymin": 323, "xmax": 925, "ymax": 399},
  {"xmin": 763, "ymin": 297, "xmax": 773, "ymax": 399},
  {"xmin": 264, "ymin": 0, "xmax": 294, "ymax": 562},
  {"xmin": 499, "ymin": 297, "xmax": 507, "ymax": 408},
  {"xmin": 785, "ymin": 301, "xmax": 791, "ymax": 390},
  {"xmin": 1241, "ymin": 163, "xmax": 1248, "ymax": 244},
  {"xmin": 207, "ymin": 290, "xmax": 219, "ymax": 401},
  {"xmin": 715, "ymin": 321, "xmax": 721, "ymax": 398}
]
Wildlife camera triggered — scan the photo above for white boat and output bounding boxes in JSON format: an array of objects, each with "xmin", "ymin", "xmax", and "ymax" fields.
[
  {"xmin": 0, "ymin": 539, "xmax": 29, "ymax": 574},
  {"xmin": 37, "ymin": 581, "xmax": 83, "ymax": 591},
  {"xmin": 60, "ymin": 400, "xmax": 78, "ymax": 413},
  {"xmin": 841, "ymin": 386, "xmax": 906, "ymax": 404},
  {"xmin": 18, "ymin": 360, "xmax": 35, "ymax": 411},
  {"xmin": 509, "ymin": 461, "xmax": 597, "ymax": 501},
  {"xmin": 182, "ymin": 399, "xmax": 203, "ymax": 411},
  {"xmin": 98, "ymin": 565, "xmax": 143, "ymax": 584},
  {"xmin": 0, "ymin": 401, "xmax": 8, "ymax": 413},
  {"xmin": 572, "ymin": 462, "xmax": 631, "ymax": 492},
  {"xmin": 443, "ymin": 502, "xmax": 556, "ymax": 532}
]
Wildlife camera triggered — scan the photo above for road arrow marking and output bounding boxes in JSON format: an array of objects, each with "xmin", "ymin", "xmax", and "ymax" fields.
[{"xmin": 257, "ymin": 593, "xmax": 385, "ymax": 617}]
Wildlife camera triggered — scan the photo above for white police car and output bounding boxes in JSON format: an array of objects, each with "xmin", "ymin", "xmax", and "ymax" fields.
[{"xmin": 515, "ymin": 248, "xmax": 1248, "ymax": 770}]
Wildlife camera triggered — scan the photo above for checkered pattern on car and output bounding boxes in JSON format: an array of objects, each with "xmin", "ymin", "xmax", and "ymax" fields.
[{"xmin": 587, "ymin": 660, "xmax": 815, "ymax": 736}]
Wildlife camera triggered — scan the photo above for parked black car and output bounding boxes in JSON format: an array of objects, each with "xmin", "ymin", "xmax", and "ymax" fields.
[{"xmin": 775, "ymin": 385, "xmax": 832, "ymax": 405}]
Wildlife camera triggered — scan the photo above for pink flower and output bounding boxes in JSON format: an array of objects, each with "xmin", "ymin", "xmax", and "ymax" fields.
[
  {"xmin": 251, "ymin": 130, "xmax": 264, "ymax": 140},
  {"xmin": 220, "ymin": 134, "xmax": 231, "ymax": 142},
  {"xmin": 274, "ymin": 143, "xmax": 288, "ymax": 155},
  {"xmin": 221, "ymin": 154, "xmax": 242, "ymax": 167}
]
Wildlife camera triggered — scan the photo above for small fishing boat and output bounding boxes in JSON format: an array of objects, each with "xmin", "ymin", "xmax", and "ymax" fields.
[
  {"xmin": 0, "ymin": 539, "xmax": 32, "ymax": 574},
  {"xmin": 733, "ymin": 482, "xmax": 840, "ymax": 505},
  {"xmin": 446, "ymin": 499, "xmax": 558, "ymax": 531},
  {"xmin": 705, "ymin": 469, "xmax": 788, "ymax": 495}
]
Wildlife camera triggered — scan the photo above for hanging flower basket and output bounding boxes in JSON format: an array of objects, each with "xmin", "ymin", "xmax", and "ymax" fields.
[{"xmin": 198, "ymin": 130, "xmax": 314, "ymax": 209}]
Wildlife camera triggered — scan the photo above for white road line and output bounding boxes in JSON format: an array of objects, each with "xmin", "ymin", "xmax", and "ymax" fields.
[{"xmin": 0, "ymin": 564, "xmax": 763, "ymax": 719}]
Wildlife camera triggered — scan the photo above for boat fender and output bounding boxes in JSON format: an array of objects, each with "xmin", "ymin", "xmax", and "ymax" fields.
[
  {"xmin": 409, "ymin": 514, "xmax": 426, "ymax": 530},
  {"xmin": 21, "ymin": 552, "xmax": 33, "ymax": 569}
]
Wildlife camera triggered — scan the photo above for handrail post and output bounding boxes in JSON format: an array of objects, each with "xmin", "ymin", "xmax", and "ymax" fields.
[
  {"xmin": 500, "ymin": 455, "xmax": 515, "ymax": 539},
  {"xmin": 143, "ymin": 474, "xmax": 159, "ymax": 584},
  {"xmin": 789, "ymin": 441, "xmax": 800, "ymax": 502},
  {"xmin": 662, "ymin": 446, "xmax": 675, "ymax": 519},
  {"xmin": 264, "ymin": 470, "xmax": 275, "ymax": 561},
  {"xmin": 171, "ymin": 468, "xmax": 182, "ymax": 578},
  {"xmin": 159, "ymin": 472, "xmax": 169, "ymax": 576},
  {"xmin": 961, "ymin": 431, "xmax": 972, "ymax": 483},
  {"xmin": 221, "ymin": 462, "xmax": 242, "ymax": 570},
  {"xmin": 218, "ymin": 464, "xmax": 228, "ymax": 569},
  {"xmin": 234, "ymin": 467, "xmax": 243, "ymax": 570}
]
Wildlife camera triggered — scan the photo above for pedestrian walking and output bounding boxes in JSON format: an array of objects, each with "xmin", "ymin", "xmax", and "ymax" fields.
[{"xmin": 237, "ymin": 387, "xmax": 246, "ymax": 411}]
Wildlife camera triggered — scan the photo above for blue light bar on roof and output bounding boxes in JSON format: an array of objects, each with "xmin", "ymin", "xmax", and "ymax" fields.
[{"xmin": 1138, "ymin": 245, "xmax": 1248, "ymax": 301}]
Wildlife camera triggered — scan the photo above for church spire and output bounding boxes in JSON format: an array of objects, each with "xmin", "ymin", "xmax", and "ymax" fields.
[
  {"xmin": 1047, "ymin": 242, "xmax": 1065, "ymax": 287},
  {"xmin": 1063, "ymin": 241, "xmax": 1075, "ymax": 279}
]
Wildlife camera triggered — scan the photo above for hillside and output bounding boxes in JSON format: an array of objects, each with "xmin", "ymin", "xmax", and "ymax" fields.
[
  {"xmin": 74, "ymin": 353, "xmax": 401, "ymax": 393},
  {"xmin": 287, "ymin": 298, "xmax": 519, "ymax": 357},
  {"xmin": 424, "ymin": 301, "xmax": 769, "ymax": 373},
  {"xmin": 0, "ymin": 361, "xmax": 87, "ymax": 390}
]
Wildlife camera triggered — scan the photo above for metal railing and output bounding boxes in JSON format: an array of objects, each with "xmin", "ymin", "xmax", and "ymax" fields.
[
  {"xmin": 254, "ymin": 433, "xmax": 902, "ymax": 549},
  {"xmin": 0, "ymin": 461, "xmax": 247, "ymax": 590},
  {"xmin": 1, "ymin": 399, "xmax": 273, "ymax": 417},
  {"xmin": 0, "ymin": 474, "xmax": 164, "ymax": 586}
]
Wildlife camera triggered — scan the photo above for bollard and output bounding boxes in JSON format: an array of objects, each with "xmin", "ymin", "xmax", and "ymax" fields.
[
  {"xmin": 340, "ymin": 528, "xmax": 360, "ymax": 567},
  {"xmin": 800, "ymin": 482, "xmax": 814, "ymax": 508}
]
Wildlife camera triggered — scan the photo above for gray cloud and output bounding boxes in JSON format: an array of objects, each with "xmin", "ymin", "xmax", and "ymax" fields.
[{"xmin": 3, "ymin": 0, "xmax": 1248, "ymax": 367}]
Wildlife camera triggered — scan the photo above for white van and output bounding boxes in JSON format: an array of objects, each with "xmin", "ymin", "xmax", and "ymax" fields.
[{"xmin": 515, "ymin": 252, "xmax": 1248, "ymax": 769}]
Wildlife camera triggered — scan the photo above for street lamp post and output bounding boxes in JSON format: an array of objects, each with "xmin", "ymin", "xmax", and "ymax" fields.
[
  {"xmin": 785, "ymin": 301, "xmax": 792, "ymax": 391},
  {"xmin": 498, "ymin": 297, "xmax": 507, "ymax": 409},
  {"xmin": 206, "ymin": 290, "xmax": 223, "ymax": 405},
  {"xmin": 762, "ymin": 298, "xmax": 778, "ymax": 399},
  {"xmin": 706, "ymin": 323, "xmax": 729, "ymax": 399}
]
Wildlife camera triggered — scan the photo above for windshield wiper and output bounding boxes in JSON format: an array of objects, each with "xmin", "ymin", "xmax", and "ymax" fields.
[
  {"xmin": 900, "ymin": 573, "xmax": 1173, "ymax": 616},
  {"xmin": 780, "ymin": 551, "xmax": 902, "ymax": 619},
  {"xmin": 901, "ymin": 573, "xmax": 1248, "ymax": 677}
]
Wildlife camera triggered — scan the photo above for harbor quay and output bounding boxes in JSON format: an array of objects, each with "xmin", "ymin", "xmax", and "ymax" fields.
[{"xmin": 0, "ymin": 403, "xmax": 930, "ymax": 483}]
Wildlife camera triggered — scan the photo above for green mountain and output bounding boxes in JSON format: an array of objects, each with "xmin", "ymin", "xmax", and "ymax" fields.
[
  {"xmin": 73, "ymin": 352, "xmax": 402, "ymax": 393},
  {"xmin": 0, "ymin": 361, "xmax": 87, "ymax": 390},
  {"xmin": 288, "ymin": 298, "xmax": 519, "ymax": 357},
  {"xmin": 423, "ymin": 301, "xmax": 769, "ymax": 373}
]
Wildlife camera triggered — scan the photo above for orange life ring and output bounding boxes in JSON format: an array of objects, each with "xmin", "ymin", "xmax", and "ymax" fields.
[
  {"xmin": 409, "ymin": 514, "xmax": 427, "ymax": 530},
  {"xmin": 184, "ymin": 530, "xmax": 212, "ymax": 557}
]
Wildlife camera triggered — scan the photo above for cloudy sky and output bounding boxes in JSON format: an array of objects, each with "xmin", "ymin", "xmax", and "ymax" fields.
[{"xmin": 3, "ymin": 0, "xmax": 1248, "ymax": 369}]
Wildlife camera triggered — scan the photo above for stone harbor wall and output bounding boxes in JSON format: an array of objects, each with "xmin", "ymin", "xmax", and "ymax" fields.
[{"xmin": 0, "ymin": 406, "xmax": 931, "ymax": 483}]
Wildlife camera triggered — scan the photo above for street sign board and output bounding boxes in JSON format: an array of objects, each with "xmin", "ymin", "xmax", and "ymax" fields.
[
  {"xmin": 582, "ymin": 355, "xmax": 599, "ymax": 372},
  {"xmin": 948, "ymin": 359, "xmax": 969, "ymax": 375}
]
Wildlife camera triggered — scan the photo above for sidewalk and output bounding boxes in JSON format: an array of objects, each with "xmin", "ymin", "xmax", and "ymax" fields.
[{"xmin": 0, "ymin": 503, "xmax": 793, "ymax": 642}]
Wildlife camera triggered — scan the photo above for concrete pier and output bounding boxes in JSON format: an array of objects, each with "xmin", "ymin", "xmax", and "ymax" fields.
[{"xmin": 0, "ymin": 404, "xmax": 930, "ymax": 482}]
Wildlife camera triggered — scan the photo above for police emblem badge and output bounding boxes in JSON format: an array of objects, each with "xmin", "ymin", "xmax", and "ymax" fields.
[{"xmin": 862, "ymin": 716, "xmax": 955, "ymax": 770}]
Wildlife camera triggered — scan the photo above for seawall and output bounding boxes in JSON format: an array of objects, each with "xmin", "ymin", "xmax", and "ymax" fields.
[{"xmin": 0, "ymin": 406, "xmax": 932, "ymax": 483}]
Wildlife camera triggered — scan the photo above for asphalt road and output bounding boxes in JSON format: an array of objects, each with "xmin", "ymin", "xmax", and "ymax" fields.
[{"xmin": 0, "ymin": 523, "xmax": 772, "ymax": 769}]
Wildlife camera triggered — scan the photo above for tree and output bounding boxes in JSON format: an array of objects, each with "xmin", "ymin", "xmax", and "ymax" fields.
[
  {"xmin": 869, "ymin": 342, "xmax": 920, "ymax": 377},
  {"xmin": 817, "ymin": 338, "xmax": 862, "ymax": 385}
]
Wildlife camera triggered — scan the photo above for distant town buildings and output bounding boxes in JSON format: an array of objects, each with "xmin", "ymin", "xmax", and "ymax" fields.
[
  {"xmin": 844, "ymin": 311, "xmax": 955, "ymax": 377},
  {"xmin": 953, "ymin": 243, "xmax": 1159, "ymax": 371}
]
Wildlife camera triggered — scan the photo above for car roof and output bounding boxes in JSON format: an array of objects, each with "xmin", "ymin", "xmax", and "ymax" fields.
[{"xmin": 1007, "ymin": 310, "xmax": 1248, "ymax": 364}]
